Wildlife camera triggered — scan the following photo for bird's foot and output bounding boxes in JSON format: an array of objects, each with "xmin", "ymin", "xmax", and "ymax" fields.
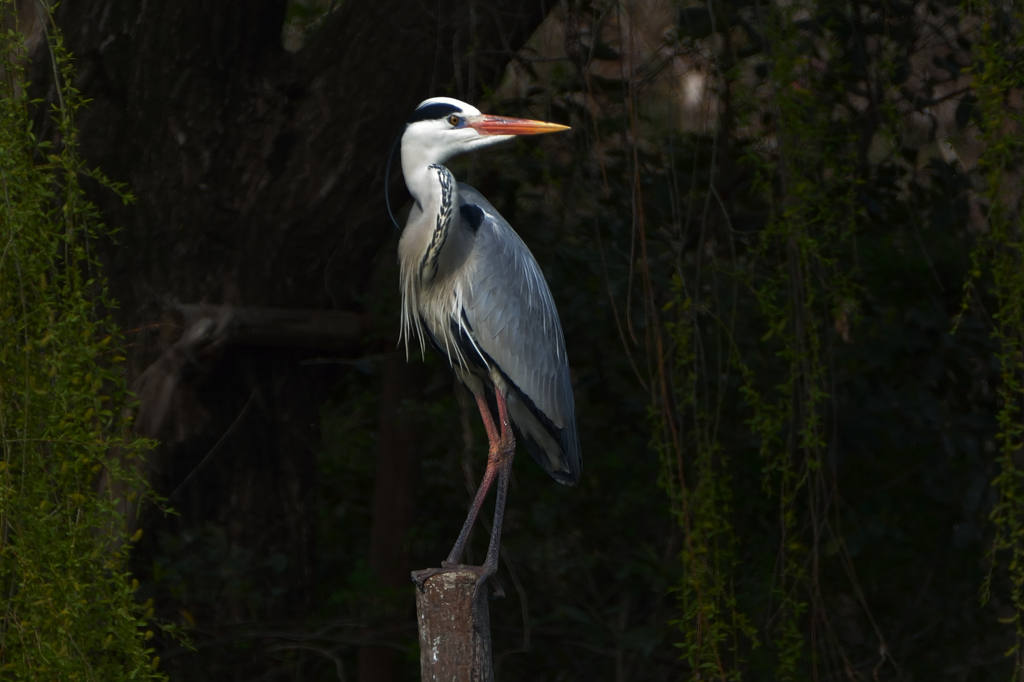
[
  {"xmin": 410, "ymin": 563, "xmax": 504, "ymax": 599},
  {"xmin": 444, "ymin": 560, "xmax": 504, "ymax": 597},
  {"xmin": 459, "ymin": 562, "xmax": 505, "ymax": 600},
  {"xmin": 410, "ymin": 566, "xmax": 448, "ymax": 589}
]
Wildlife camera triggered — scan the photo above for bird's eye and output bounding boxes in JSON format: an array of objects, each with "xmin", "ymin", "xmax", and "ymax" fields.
[{"xmin": 447, "ymin": 114, "xmax": 461, "ymax": 126}]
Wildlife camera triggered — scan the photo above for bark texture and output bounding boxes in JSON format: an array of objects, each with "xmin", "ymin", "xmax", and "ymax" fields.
[{"xmin": 415, "ymin": 570, "xmax": 495, "ymax": 682}]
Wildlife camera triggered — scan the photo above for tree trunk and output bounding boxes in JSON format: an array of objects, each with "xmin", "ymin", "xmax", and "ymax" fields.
[{"xmin": 358, "ymin": 356, "xmax": 428, "ymax": 682}]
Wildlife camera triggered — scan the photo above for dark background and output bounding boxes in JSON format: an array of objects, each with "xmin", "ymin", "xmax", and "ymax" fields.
[{"xmin": 23, "ymin": 0, "xmax": 1024, "ymax": 679}]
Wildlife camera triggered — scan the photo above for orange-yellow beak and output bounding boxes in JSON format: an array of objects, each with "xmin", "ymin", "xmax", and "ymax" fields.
[{"xmin": 467, "ymin": 115, "xmax": 570, "ymax": 136}]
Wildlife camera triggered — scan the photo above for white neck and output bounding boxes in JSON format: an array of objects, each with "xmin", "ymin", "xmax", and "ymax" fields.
[
  {"xmin": 401, "ymin": 131, "xmax": 453, "ymax": 204},
  {"xmin": 398, "ymin": 160, "xmax": 462, "ymax": 280},
  {"xmin": 396, "ymin": 158, "xmax": 467, "ymax": 356}
]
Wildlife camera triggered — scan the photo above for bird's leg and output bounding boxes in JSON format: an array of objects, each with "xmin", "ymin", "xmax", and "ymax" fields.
[
  {"xmin": 474, "ymin": 391, "xmax": 501, "ymax": 446},
  {"xmin": 441, "ymin": 392, "xmax": 503, "ymax": 567},
  {"xmin": 479, "ymin": 390, "xmax": 515, "ymax": 580},
  {"xmin": 412, "ymin": 391, "xmax": 515, "ymax": 595}
]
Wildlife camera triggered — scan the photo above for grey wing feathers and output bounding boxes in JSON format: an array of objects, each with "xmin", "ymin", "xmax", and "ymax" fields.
[{"xmin": 456, "ymin": 183, "xmax": 581, "ymax": 485}]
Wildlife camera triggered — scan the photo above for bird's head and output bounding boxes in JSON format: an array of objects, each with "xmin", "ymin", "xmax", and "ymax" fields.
[{"xmin": 400, "ymin": 97, "xmax": 569, "ymax": 169}]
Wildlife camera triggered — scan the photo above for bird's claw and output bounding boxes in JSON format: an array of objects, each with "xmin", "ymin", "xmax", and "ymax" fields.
[{"xmin": 487, "ymin": 575, "xmax": 505, "ymax": 599}]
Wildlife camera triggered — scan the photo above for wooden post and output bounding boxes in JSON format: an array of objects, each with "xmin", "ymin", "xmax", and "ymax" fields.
[{"xmin": 413, "ymin": 568, "xmax": 494, "ymax": 682}]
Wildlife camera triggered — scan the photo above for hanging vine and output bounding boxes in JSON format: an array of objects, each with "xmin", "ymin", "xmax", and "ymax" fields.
[
  {"xmin": 652, "ymin": 0, "xmax": 870, "ymax": 676},
  {"xmin": 0, "ymin": 7, "xmax": 163, "ymax": 680},
  {"xmin": 973, "ymin": 0, "xmax": 1024, "ymax": 674},
  {"xmin": 741, "ymin": 2, "xmax": 862, "ymax": 676}
]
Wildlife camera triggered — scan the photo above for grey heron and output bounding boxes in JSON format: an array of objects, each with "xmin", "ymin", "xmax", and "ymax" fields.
[{"xmin": 396, "ymin": 97, "xmax": 580, "ymax": 582}]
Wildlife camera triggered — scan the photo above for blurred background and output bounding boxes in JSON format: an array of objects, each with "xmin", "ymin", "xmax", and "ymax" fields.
[{"xmin": 13, "ymin": 0, "xmax": 1024, "ymax": 679}]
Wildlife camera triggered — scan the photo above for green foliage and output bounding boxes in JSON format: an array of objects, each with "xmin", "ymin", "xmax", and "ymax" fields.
[
  {"xmin": 638, "ymin": 0, "xmax": 867, "ymax": 673},
  {"xmin": 736, "ymin": 3, "xmax": 862, "ymax": 677},
  {"xmin": 973, "ymin": 0, "xmax": 1024, "ymax": 672},
  {"xmin": 579, "ymin": 0, "xmax": 1012, "ymax": 677},
  {"xmin": 0, "ymin": 11, "xmax": 162, "ymax": 681},
  {"xmin": 658, "ymin": 277, "xmax": 754, "ymax": 681}
]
